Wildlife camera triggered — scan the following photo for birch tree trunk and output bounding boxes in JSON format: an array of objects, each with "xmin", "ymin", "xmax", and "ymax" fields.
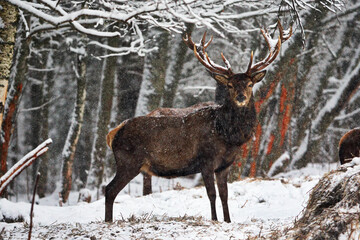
[
  {"xmin": 60, "ymin": 50, "xmax": 87, "ymax": 203},
  {"xmin": 0, "ymin": 1, "xmax": 18, "ymax": 197},
  {"xmin": 0, "ymin": 15, "xmax": 28, "ymax": 193}
]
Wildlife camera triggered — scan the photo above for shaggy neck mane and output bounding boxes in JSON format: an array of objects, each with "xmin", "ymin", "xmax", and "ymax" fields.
[{"xmin": 215, "ymin": 98, "xmax": 256, "ymax": 146}]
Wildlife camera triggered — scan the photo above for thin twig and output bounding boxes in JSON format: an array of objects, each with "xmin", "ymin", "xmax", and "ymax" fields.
[
  {"xmin": 28, "ymin": 172, "xmax": 40, "ymax": 240},
  {"xmin": 19, "ymin": 97, "xmax": 59, "ymax": 113}
]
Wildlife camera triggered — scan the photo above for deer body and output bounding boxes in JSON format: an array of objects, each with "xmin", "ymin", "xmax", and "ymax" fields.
[
  {"xmin": 110, "ymin": 100, "xmax": 255, "ymax": 177},
  {"xmin": 339, "ymin": 128, "xmax": 360, "ymax": 164},
  {"xmin": 105, "ymin": 23, "xmax": 292, "ymax": 223}
]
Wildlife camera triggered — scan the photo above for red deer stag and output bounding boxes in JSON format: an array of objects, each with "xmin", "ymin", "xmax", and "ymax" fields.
[
  {"xmin": 339, "ymin": 128, "xmax": 360, "ymax": 164},
  {"xmin": 105, "ymin": 22, "xmax": 292, "ymax": 223}
]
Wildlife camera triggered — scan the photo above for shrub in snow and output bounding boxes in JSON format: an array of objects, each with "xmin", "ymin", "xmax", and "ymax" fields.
[{"xmin": 78, "ymin": 188, "xmax": 92, "ymax": 203}]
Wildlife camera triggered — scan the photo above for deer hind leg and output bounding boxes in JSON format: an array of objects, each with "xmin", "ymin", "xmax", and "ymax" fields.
[
  {"xmin": 216, "ymin": 167, "xmax": 231, "ymax": 223},
  {"xmin": 142, "ymin": 172, "xmax": 152, "ymax": 196},
  {"xmin": 105, "ymin": 160, "xmax": 141, "ymax": 222},
  {"xmin": 201, "ymin": 166, "xmax": 217, "ymax": 221}
]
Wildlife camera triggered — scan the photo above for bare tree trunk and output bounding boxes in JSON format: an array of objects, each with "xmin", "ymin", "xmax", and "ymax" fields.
[
  {"xmin": 36, "ymin": 52, "xmax": 54, "ymax": 198},
  {"xmin": 60, "ymin": 51, "xmax": 87, "ymax": 203},
  {"xmin": 0, "ymin": 1, "xmax": 18, "ymax": 197},
  {"xmin": 135, "ymin": 30, "xmax": 170, "ymax": 116},
  {"xmin": 28, "ymin": 65, "xmax": 44, "ymax": 186},
  {"xmin": 87, "ymin": 36, "xmax": 119, "ymax": 193},
  {"xmin": 161, "ymin": 25, "xmax": 193, "ymax": 108},
  {"xmin": 116, "ymin": 53, "xmax": 144, "ymax": 123}
]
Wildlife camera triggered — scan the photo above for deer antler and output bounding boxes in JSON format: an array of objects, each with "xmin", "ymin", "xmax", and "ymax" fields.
[
  {"xmin": 183, "ymin": 32, "xmax": 234, "ymax": 77},
  {"xmin": 246, "ymin": 20, "xmax": 292, "ymax": 76}
]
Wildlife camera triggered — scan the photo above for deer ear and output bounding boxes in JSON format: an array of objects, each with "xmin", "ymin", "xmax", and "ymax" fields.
[
  {"xmin": 251, "ymin": 70, "xmax": 266, "ymax": 83},
  {"xmin": 209, "ymin": 72, "xmax": 229, "ymax": 85}
]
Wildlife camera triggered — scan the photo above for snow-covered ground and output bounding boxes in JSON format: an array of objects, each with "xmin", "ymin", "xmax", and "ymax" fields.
[{"xmin": 0, "ymin": 163, "xmax": 337, "ymax": 239}]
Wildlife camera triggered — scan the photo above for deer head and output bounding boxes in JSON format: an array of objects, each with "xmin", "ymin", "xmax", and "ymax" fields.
[{"xmin": 183, "ymin": 20, "xmax": 292, "ymax": 107}]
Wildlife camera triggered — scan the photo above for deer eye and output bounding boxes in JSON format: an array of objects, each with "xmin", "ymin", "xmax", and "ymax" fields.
[
  {"xmin": 227, "ymin": 83, "xmax": 234, "ymax": 89},
  {"xmin": 248, "ymin": 83, "xmax": 254, "ymax": 88}
]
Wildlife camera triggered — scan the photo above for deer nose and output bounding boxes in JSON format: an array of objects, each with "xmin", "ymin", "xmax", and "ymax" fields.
[{"xmin": 236, "ymin": 95, "xmax": 246, "ymax": 103}]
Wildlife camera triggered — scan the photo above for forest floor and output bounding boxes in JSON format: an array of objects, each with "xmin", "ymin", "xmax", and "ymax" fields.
[{"xmin": 0, "ymin": 163, "xmax": 337, "ymax": 239}]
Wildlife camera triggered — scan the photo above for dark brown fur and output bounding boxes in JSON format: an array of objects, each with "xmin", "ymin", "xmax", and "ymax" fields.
[
  {"xmin": 338, "ymin": 128, "xmax": 360, "ymax": 164},
  {"xmin": 142, "ymin": 102, "xmax": 216, "ymax": 195}
]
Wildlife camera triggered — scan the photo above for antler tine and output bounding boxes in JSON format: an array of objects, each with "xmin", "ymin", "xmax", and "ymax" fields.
[
  {"xmin": 205, "ymin": 52, "xmax": 232, "ymax": 75},
  {"xmin": 200, "ymin": 32, "xmax": 214, "ymax": 53},
  {"xmin": 249, "ymin": 37, "xmax": 281, "ymax": 73},
  {"xmin": 246, "ymin": 51, "xmax": 254, "ymax": 75},
  {"xmin": 183, "ymin": 33, "xmax": 196, "ymax": 51},
  {"xmin": 278, "ymin": 20, "xmax": 284, "ymax": 41},
  {"xmin": 204, "ymin": 35, "xmax": 213, "ymax": 49},
  {"xmin": 246, "ymin": 21, "xmax": 291, "ymax": 76},
  {"xmin": 185, "ymin": 32, "xmax": 234, "ymax": 77},
  {"xmin": 201, "ymin": 31, "xmax": 207, "ymax": 46},
  {"xmin": 221, "ymin": 53, "xmax": 232, "ymax": 71},
  {"xmin": 277, "ymin": 20, "xmax": 293, "ymax": 43},
  {"xmin": 193, "ymin": 45, "xmax": 225, "ymax": 75}
]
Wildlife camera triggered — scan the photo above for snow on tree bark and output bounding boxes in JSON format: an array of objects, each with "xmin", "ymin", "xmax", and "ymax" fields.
[{"xmin": 60, "ymin": 49, "xmax": 87, "ymax": 203}]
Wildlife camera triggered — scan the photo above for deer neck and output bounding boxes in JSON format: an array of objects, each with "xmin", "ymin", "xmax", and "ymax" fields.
[{"xmin": 215, "ymin": 97, "xmax": 256, "ymax": 146}]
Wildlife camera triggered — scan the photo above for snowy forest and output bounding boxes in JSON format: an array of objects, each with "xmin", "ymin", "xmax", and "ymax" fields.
[{"xmin": 1, "ymin": 0, "xmax": 360, "ymax": 239}]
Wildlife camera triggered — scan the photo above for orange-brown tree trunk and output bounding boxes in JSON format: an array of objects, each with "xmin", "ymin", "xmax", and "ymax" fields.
[{"xmin": 60, "ymin": 50, "xmax": 87, "ymax": 203}]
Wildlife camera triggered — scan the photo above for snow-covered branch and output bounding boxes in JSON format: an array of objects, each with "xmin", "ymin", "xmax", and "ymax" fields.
[
  {"xmin": 0, "ymin": 139, "xmax": 53, "ymax": 195},
  {"xmin": 5, "ymin": 0, "xmax": 346, "ymax": 56}
]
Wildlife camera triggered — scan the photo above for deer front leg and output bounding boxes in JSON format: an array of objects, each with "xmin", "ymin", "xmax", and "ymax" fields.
[
  {"xmin": 215, "ymin": 167, "xmax": 231, "ymax": 223},
  {"xmin": 201, "ymin": 166, "xmax": 217, "ymax": 221}
]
